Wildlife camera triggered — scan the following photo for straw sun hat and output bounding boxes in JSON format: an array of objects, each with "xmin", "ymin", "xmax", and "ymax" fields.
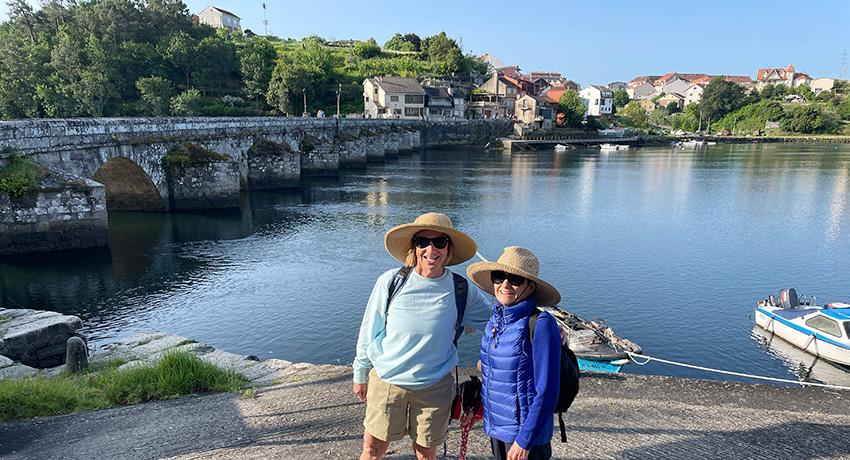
[
  {"xmin": 467, "ymin": 246, "xmax": 561, "ymax": 307},
  {"xmin": 384, "ymin": 212, "xmax": 477, "ymax": 266}
]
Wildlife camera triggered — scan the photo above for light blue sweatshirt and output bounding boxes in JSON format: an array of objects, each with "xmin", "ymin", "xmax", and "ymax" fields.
[{"xmin": 353, "ymin": 267, "xmax": 491, "ymax": 389}]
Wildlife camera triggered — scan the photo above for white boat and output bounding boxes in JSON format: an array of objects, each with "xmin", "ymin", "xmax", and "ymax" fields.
[
  {"xmin": 677, "ymin": 139, "xmax": 705, "ymax": 148},
  {"xmin": 752, "ymin": 327, "xmax": 850, "ymax": 386},
  {"xmin": 755, "ymin": 288, "xmax": 850, "ymax": 368},
  {"xmin": 599, "ymin": 143, "xmax": 629, "ymax": 150},
  {"xmin": 554, "ymin": 144, "xmax": 569, "ymax": 153}
]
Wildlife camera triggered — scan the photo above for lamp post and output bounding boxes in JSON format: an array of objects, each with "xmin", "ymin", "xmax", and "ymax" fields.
[
  {"xmin": 302, "ymin": 88, "xmax": 307, "ymax": 117},
  {"xmin": 336, "ymin": 83, "xmax": 341, "ymax": 118}
]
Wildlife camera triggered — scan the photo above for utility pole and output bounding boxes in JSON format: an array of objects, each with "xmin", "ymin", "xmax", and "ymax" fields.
[
  {"xmin": 336, "ymin": 83, "xmax": 342, "ymax": 118},
  {"xmin": 262, "ymin": 3, "xmax": 269, "ymax": 36},
  {"xmin": 303, "ymin": 89, "xmax": 307, "ymax": 117},
  {"xmin": 841, "ymin": 49, "xmax": 848, "ymax": 80}
]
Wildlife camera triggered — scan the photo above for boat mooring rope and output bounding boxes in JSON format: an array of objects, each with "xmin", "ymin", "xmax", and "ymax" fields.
[{"xmin": 626, "ymin": 352, "xmax": 850, "ymax": 391}]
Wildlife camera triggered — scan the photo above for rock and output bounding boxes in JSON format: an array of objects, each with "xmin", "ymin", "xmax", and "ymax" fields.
[
  {"xmin": 0, "ymin": 363, "xmax": 39, "ymax": 379},
  {"xmin": 0, "ymin": 355, "xmax": 13, "ymax": 369},
  {"xmin": 65, "ymin": 337, "xmax": 88, "ymax": 373},
  {"xmin": 0, "ymin": 308, "xmax": 82, "ymax": 368}
]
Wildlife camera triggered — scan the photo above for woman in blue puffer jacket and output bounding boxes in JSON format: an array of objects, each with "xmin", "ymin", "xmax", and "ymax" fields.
[{"xmin": 467, "ymin": 246, "xmax": 562, "ymax": 460}]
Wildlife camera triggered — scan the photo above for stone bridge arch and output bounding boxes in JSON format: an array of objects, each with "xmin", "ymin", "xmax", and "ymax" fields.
[{"xmin": 87, "ymin": 144, "xmax": 171, "ymax": 211}]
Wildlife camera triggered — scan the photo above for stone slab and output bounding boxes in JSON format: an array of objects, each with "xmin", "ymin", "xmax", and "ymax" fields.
[{"xmin": 0, "ymin": 363, "xmax": 39, "ymax": 379}]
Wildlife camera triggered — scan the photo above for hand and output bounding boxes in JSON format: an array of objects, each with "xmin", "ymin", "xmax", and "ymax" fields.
[
  {"xmin": 507, "ymin": 442, "xmax": 529, "ymax": 460},
  {"xmin": 353, "ymin": 383, "xmax": 367, "ymax": 402}
]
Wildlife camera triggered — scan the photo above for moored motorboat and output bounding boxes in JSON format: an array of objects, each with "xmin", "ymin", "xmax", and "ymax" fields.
[
  {"xmin": 677, "ymin": 139, "xmax": 705, "ymax": 148},
  {"xmin": 541, "ymin": 305, "xmax": 642, "ymax": 373},
  {"xmin": 754, "ymin": 288, "xmax": 850, "ymax": 368},
  {"xmin": 554, "ymin": 144, "xmax": 569, "ymax": 153},
  {"xmin": 599, "ymin": 143, "xmax": 629, "ymax": 151}
]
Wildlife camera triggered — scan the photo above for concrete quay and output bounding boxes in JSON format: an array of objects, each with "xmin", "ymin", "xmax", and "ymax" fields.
[{"xmin": 2, "ymin": 364, "xmax": 849, "ymax": 460}]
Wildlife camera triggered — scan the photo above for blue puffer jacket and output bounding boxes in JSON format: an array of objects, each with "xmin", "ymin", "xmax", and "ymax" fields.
[{"xmin": 480, "ymin": 297, "xmax": 561, "ymax": 449}]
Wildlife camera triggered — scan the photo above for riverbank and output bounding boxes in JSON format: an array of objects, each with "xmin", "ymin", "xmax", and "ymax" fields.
[{"xmin": 2, "ymin": 362, "xmax": 849, "ymax": 459}]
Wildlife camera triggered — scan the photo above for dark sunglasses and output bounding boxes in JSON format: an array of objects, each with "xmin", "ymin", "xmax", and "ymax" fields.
[
  {"xmin": 412, "ymin": 236, "xmax": 450, "ymax": 249},
  {"xmin": 490, "ymin": 270, "xmax": 528, "ymax": 287}
]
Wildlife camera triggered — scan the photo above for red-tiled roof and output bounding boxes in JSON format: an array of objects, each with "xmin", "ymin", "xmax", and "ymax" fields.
[
  {"xmin": 545, "ymin": 87, "xmax": 569, "ymax": 102},
  {"xmin": 757, "ymin": 66, "xmax": 798, "ymax": 82},
  {"xmin": 657, "ymin": 73, "xmax": 709, "ymax": 84}
]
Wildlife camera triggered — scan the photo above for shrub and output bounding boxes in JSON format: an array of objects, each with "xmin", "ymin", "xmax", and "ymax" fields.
[
  {"xmin": 780, "ymin": 106, "xmax": 840, "ymax": 134},
  {"xmin": 352, "ymin": 39, "xmax": 381, "ymax": 59},
  {"xmin": 0, "ymin": 152, "xmax": 47, "ymax": 200},
  {"xmin": 170, "ymin": 88, "xmax": 202, "ymax": 116},
  {"xmin": 136, "ymin": 76, "xmax": 174, "ymax": 116}
]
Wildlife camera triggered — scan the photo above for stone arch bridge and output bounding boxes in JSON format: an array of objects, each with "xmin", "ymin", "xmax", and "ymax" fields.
[{"xmin": 0, "ymin": 117, "xmax": 510, "ymax": 255}]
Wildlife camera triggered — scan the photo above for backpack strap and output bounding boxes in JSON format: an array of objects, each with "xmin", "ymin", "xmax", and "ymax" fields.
[
  {"xmin": 385, "ymin": 266, "xmax": 413, "ymax": 319},
  {"xmin": 528, "ymin": 308, "xmax": 540, "ymax": 342},
  {"xmin": 451, "ymin": 273, "xmax": 468, "ymax": 347}
]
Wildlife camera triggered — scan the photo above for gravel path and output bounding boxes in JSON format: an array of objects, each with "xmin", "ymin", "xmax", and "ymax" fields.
[{"xmin": 2, "ymin": 367, "xmax": 850, "ymax": 460}]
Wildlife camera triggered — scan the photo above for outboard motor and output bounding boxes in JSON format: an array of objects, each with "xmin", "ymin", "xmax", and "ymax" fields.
[{"xmin": 779, "ymin": 288, "xmax": 799, "ymax": 309}]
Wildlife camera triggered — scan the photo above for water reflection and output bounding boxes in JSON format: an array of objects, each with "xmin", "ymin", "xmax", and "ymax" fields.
[{"xmin": 2, "ymin": 144, "xmax": 850, "ymax": 386}]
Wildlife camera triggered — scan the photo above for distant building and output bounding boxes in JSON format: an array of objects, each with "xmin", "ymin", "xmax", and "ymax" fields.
[
  {"xmin": 608, "ymin": 81, "xmax": 628, "ymax": 91},
  {"xmin": 660, "ymin": 79, "xmax": 692, "ymax": 96},
  {"xmin": 529, "ymin": 72, "xmax": 564, "ymax": 95},
  {"xmin": 514, "ymin": 94, "xmax": 554, "ymax": 129},
  {"xmin": 811, "ymin": 77, "xmax": 836, "ymax": 94},
  {"xmin": 580, "ymin": 85, "xmax": 614, "ymax": 117},
  {"xmin": 657, "ymin": 93, "xmax": 685, "ymax": 111},
  {"xmin": 627, "ymin": 81, "xmax": 658, "ymax": 100},
  {"xmin": 639, "ymin": 99, "xmax": 657, "ymax": 113},
  {"xmin": 684, "ymin": 83, "xmax": 705, "ymax": 106},
  {"xmin": 479, "ymin": 53, "xmax": 507, "ymax": 71},
  {"xmin": 630, "ymin": 75, "xmax": 662, "ymax": 86},
  {"xmin": 654, "ymin": 73, "xmax": 709, "ymax": 88},
  {"xmin": 756, "ymin": 65, "xmax": 811, "ymax": 89},
  {"xmin": 197, "ymin": 6, "xmax": 241, "ymax": 31},
  {"xmin": 363, "ymin": 77, "xmax": 426, "ymax": 119}
]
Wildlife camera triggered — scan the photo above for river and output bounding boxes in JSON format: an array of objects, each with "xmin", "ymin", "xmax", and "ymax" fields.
[{"xmin": 3, "ymin": 143, "xmax": 850, "ymax": 385}]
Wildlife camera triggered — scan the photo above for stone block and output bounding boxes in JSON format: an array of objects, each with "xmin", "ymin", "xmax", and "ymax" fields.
[
  {"xmin": 0, "ymin": 312, "xmax": 82, "ymax": 367},
  {"xmin": 0, "ymin": 363, "xmax": 39, "ymax": 379}
]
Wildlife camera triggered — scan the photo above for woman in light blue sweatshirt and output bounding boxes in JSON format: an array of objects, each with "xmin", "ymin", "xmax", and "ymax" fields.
[{"xmin": 353, "ymin": 212, "xmax": 491, "ymax": 460}]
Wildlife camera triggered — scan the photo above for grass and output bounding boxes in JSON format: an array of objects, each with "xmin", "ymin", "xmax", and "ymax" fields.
[
  {"xmin": 161, "ymin": 143, "xmax": 230, "ymax": 171},
  {"xmin": 0, "ymin": 316, "xmax": 8, "ymax": 324},
  {"xmin": 0, "ymin": 351, "xmax": 247, "ymax": 422},
  {"xmin": 0, "ymin": 152, "xmax": 47, "ymax": 200}
]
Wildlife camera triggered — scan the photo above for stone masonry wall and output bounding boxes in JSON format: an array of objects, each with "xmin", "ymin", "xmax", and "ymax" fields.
[
  {"xmin": 246, "ymin": 140, "xmax": 300, "ymax": 190},
  {"xmin": 337, "ymin": 139, "xmax": 367, "ymax": 167},
  {"xmin": 167, "ymin": 161, "xmax": 241, "ymax": 210},
  {"xmin": 0, "ymin": 176, "xmax": 107, "ymax": 256}
]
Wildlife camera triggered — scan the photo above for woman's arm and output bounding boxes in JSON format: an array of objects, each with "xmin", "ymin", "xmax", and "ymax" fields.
[
  {"xmin": 353, "ymin": 270, "xmax": 393, "ymax": 384},
  {"xmin": 514, "ymin": 313, "xmax": 561, "ymax": 449}
]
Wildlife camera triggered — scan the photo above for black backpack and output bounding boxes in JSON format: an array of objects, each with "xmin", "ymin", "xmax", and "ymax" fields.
[
  {"xmin": 529, "ymin": 309, "xmax": 580, "ymax": 442},
  {"xmin": 386, "ymin": 266, "xmax": 468, "ymax": 346}
]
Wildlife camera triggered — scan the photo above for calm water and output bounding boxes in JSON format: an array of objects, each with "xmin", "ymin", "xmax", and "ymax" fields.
[{"xmin": 3, "ymin": 144, "xmax": 850, "ymax": 385}]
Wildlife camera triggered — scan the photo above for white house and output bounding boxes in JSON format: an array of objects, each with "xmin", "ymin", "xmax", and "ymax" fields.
[
  {"xmin": 756, "ymin": 64, "xmax": 812, "ymax": 89},
  {"xmin": 811, "ymin": 78, "xmax": 836, "ymax": 94},
  {"xmin": 580, "ymin": 85, "xmax": 613, "ymax": 116},
  {"xmin": 363, "ymin": 77, "xmax": 426, "ymax": 119},
  {"xmin": 197, "ymin": 6, "xmax": 240, "ymax": 31},
  {"xmin": 684, "ymin": 84, "xmax": 705, "ymax": 106}
]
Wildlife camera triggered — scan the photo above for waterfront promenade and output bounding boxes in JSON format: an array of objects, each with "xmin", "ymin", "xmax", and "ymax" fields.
[{"xmin": 2, "ymin": 365, "xmax": 849, "ymax": 460}]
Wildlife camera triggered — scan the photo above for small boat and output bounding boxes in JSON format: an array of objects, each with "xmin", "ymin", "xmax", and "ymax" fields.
[
  {"xmin": 541, "ymin": 305, "xmax": 642, "ymax": 373},
  {"xmin": 677, "ymin": 139, "xmax": 705, "ymax": 148},
  {"xmin": 755, "ymin": 288, "xmax": 850, "ymax": 368},
  {"xmin": 752, "ymin": 327, "xmax": 850, "ymax": 386},
  {"xmin": 599, "ymin": 143, "xmax": 629, "ymax": 151},
  {"xmin": 554, "ymin": 144, "xmax": 569, "ymax": 153}
]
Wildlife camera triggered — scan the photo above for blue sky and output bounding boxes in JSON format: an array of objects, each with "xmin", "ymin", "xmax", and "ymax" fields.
[{"xmin": 2, "ymin": 0, "xmax": 848, "ymax": 85}]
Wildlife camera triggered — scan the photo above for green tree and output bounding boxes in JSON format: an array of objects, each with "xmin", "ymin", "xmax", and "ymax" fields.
[
  {"xmin": 266, "ymin": 40, "xmax": 333, "ymax": 114},
  {"xmin": 795, "ymin": 84, "xmax": 814, "ymax": 102},
  {"xmin": 192, "ymin": 35, "xmax": 239, "ymax": 96},
  {"xmin": 838, "ymin": 98, "xmax": 850, "ymax": 121},
  {"xmin": 170, "ymin": 87, "xmax": 201, "ymax": 115},
  {"xmin": 613, "ymin": 89, "xmax": 630, "ymax": 108},
  {"xmin": 700, "ymin": 78, "xmax": 745, "ymax": 122},
  {"xmin": 384, "ymin": 33, "xmax": 419, "ymax": 52},
  {"xmin": 353, "ymin": 38, "xmax": 381, "ymax": 59},
  {"xmin": 136, "ymin": 76, "xmax": 173, "ymax": 115},
  {"xmin": 558, "ymin": 90, "xmax": 586, "ymax": 128},
  {"xmin": 780, "ymin": 106, "xmax": 839, "ymax": 134},
  {"xmin": 238, "ymin": 37, "xmax": 276, "ymax": 110},
  {"xmin": 422, "ymin": 32, "xmax": 462, "ymax": 74},
  {"xmin": 75, "ymin": 35, "xmax": 118, "ymax": 116},
  {"xmin": 623, "ymin": 102, "xmax": 649, "ymax": 128},
  {"xmin": 163, "ymin": 31, "xmax": 197, "ymax": 87},
  {"xmin": 665, "ymin": 101, "xmax": 680, "ymax": 114},
  {"xmin": 760, "ymin": 84, "xmax": 788, "ymax": 100}
]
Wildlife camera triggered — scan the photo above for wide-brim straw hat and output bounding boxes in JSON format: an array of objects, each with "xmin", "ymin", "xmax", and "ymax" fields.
[
  {"xmin": 384, "ymin": 212, "xmax": 477, "ymax": 266},
  {"xmin": 467, "ymin": 246, "xmax": 561, "ymax": 307}
]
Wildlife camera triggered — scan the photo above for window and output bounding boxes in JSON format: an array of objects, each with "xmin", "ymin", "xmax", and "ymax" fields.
[
  {"xmin": 404, "ymin": 95, "xmax": 424, "ymax": 104},
  {"xmin": 846, "ymin": 321, "xmax": 850, "ymax": 338},
  {"xmin": 805, "ymin": 315, "xmax": 842, "ymax": 337},
  {"xmin": 405, "ymin": 107, "xmax": 420, "ymax": 116},
  {"xmin": 393, "ymin": 109, "xmax": 401, "ymax": 115},
  {"xmin": 390, "ymin": 95, "xmax": 399, "ymax": 102}
]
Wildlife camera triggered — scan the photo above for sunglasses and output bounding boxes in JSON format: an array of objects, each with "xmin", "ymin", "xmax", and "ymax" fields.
[
  {"xmin": 490, "ymin": 270, "xmax": 528, "ymax": 287},
  {"xmin": 412, "ymin": 236, "xmax": 450, "ymax": 249}
]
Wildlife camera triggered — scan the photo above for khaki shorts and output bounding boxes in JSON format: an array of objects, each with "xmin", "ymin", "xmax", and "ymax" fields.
[{"xmin": 363, "ymin": 369, "xmax": 455, "ymax": 448}]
